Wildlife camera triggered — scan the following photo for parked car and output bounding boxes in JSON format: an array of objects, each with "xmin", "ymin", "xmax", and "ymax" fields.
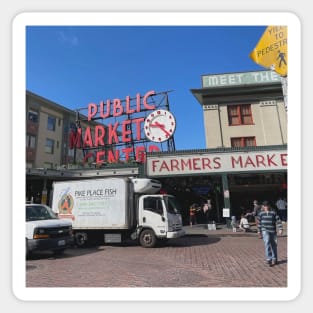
[{"xmin": 26, "ymin": 204, "xmax": 74, "ymax": 257}]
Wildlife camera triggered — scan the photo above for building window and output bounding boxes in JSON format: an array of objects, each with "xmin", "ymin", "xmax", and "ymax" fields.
[
  {"xmin": 47, "ymin": 116, "xmax": 56, "ymax": 131},
  {"xmin": 228, "ymin": 104, "xmax": 253, "ymax": 125},
  {"xmin": 68, "ymin": 148, "xmax": 74, "ymax": 157},
  {"xmin": 231, "ymin": 137, "xmax": 256, "ymax": 147},
  {"xmin": 26, "ymin": 134, "xmax": 36, "ymax": 148},
  {"xmin": 45, "ymin": 138, "xmax": 55, "ymax": 154},
  {"xmin": 28, "ymin": 110, "xmax": 38, "ymax": 123},
  {"xmin": 43, "ymin": 162, "xmax": 53, "ymax": 169}
]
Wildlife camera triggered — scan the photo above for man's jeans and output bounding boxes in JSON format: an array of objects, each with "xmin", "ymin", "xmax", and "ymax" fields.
[
  {"xmin": 262, "ymin": 231, "xmax": 278, "ymax": 262},
  {"xmin": 279, "ymin": 209, "xmax": 287, "ymax": 222}
]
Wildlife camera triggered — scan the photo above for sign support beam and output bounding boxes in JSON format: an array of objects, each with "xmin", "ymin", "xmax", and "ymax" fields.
[{"xmin": 281, "ymin": 75, "xmax": 288, "ymax": 112}]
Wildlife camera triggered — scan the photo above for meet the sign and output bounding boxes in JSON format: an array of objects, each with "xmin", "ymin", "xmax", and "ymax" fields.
[{"xmin": 202, "ymin": 70, "xmax": 281, "ymax": 88}]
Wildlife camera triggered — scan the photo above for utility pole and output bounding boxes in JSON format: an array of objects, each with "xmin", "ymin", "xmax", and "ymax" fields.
[{"xmin": 281, "ymin": 75, "xmax": 288, "ymax": 112}]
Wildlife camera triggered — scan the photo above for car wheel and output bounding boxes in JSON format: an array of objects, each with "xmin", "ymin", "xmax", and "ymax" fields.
[{"xmin": 75, "ymin": 232, "xmax": 88, "ymax": 247}]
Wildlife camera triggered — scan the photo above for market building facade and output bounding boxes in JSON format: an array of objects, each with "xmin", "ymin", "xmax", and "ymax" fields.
[
  {"xmin": 26, "ymin": 70, "xmax": 287, "ymax": 223},
  {"xmin": 26, "ymin": 91, "xmax": 99, "ymax": 169},
  {"xmin": 145, "ymin": 70, "xmax": 287, "ymax": 222},
  {"xmin": 192, "ymin": 70, "xmax": 287, "ymax": 149},
  {"xmin": 26, "ymin": 91, "xmax": 107, "ymax": 203}
]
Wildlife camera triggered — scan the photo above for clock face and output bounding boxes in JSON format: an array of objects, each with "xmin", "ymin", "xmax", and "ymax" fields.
[{"xmin": 144, "ymin": 109, "xmax": 176, "ymax": 142}]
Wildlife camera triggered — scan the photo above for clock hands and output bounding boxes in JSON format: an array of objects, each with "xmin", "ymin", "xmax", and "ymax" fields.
[
  {"xmin": 144, "ymin": 109, "xmax": 176, "ymax": 142},
  {"xmin": 150, "ymin": 121, "xmax": 171, "ymax": 137}
]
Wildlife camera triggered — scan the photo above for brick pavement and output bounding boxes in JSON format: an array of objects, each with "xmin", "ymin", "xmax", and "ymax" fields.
[{"xmin": 26, "ymin": 223, "xmax": 287, "ymax": 288}]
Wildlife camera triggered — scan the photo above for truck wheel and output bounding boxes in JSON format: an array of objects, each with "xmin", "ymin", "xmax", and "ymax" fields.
[
  {"xmin": 75, "ymin": 232, "xmax": 87, "ymax": 247},
  {"xmin": 139, "ymin": 229, "xmax": 156, "ymax": 248}
]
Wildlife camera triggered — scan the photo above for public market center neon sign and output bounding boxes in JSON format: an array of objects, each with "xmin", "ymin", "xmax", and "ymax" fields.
[{"xmin": 69, "ymin": 90, "xmax": 163, "ymax": 164}]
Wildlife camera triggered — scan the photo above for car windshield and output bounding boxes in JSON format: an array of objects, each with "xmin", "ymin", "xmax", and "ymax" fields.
[
  {"xmin": 165, "ymin": 196, "xmax": 182, "ymax": 215},
  {"xmin": 26, "ymin": 205, "xmax": 58, "ymax": 221}
]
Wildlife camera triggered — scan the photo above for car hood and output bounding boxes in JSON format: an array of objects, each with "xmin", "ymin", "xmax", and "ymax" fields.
[{"xmin": 26, "ymin": 218, "xmax": 72, "ymax": 228}]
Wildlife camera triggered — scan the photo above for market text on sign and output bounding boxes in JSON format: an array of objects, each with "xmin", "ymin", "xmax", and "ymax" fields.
[
  {"xmin": 69, "ymin": 90, "xmax": 162, "ymax": 164},
  {"xmin": 231, "ymin": 153, "xmax": 288, "ymax": 169}
]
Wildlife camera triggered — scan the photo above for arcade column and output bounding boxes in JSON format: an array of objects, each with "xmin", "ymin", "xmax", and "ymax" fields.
[
  {"xmin": 222, "ymin": 174, "xmax": 231, "ymax": 218},
  {"xmin": 41, "ymin": 178, "xmax": 48, "ymax": 205}
]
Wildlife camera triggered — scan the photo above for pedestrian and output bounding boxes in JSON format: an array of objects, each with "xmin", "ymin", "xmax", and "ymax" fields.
[
  {"xmin": 202, "ymin": 202, "xmax": 210, "ymax": 224},
  {"xmin": 189, "ymin": 203, "xmax": 198, "ymax": 227},
  {"xmin": 258, "ymin": 201, "xmax": 283, "ymax": 267},
  {"xmin": 239, "ymin": 214, "xmax": 250, "ymax": 232},
  {"xmin": 252, "ymin": 200, "xmax": 262, "ymax": 238},
  {"xmin": 276, "ymin": 196, "xmax": 287, "ymax": 222},
  {"xmin": 231, "ymin": 215, "xmax": 237, "ymax": 232}
]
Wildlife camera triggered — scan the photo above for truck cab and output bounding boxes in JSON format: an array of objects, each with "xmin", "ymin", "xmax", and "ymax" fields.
[{"xmin": 137, "ymin": 194, "xmax": 185, "ymax": 248}]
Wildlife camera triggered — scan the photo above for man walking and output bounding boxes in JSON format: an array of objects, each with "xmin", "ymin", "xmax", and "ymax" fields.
[
  {"xmin": 258, "ymin": 201, "xmax": 283, "ymax": 267},
  {"xmin": 252, "ymin": 200, "xmax": 262, "ymax": 238},
  {"xmin": 276, "ymin": 196, "xmax": 287, "ymax": 222}
]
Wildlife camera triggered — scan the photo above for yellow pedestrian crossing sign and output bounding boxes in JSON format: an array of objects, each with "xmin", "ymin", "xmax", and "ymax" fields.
[{"xmin": 250, "ymin": 26, "xmax": 287, "ymax": 77}]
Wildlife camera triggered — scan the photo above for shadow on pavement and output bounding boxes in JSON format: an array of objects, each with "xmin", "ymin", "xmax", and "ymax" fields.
[
  {"xmin": 162, "ymin": 235, "xmax": 221, "ymax": 248},
  {"xmin": 26, "ymin": 264, "xmax": 37, "ymax": 271},
  {"xmin": 26, "ymin": 245, "xmax": 106, "ymax": 261},
  {"xmin": 277, "ymin": 258, "xmax": 288, "ymax": 265}
]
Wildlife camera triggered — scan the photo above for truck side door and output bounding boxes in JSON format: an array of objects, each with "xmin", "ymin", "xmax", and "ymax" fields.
[{"xmin": 140, "ymin": 196, "xmax": 167, "ymax": 236}]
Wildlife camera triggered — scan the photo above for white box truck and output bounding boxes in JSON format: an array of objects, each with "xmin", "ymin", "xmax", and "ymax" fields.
[{"xmin": 51, "ymin": 177, "xmax": 185, "ymax": 248}]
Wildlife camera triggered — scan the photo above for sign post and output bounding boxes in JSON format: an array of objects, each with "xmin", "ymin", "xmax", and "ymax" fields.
[
  {"xmin": 280, "ymin": 76, "xmax": 288, "ymax": 112},
  {"xmin": 249, "ymin": 26, "xmax": 288, "ymax": 111}
]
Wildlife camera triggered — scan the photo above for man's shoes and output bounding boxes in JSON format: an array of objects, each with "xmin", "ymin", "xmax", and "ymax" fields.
[
  {"xmin": 266, "ymin": 260, "xmax": 271, "ymax": 266},
  {"xmin": 269, "ymin": 260, "xmax": 278, "ymax": 267}
]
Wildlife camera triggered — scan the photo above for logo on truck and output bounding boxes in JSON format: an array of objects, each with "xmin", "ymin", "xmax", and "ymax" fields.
[{"xmin": 58, "ymin": 194, "xmax": 74, "ymax": 215}]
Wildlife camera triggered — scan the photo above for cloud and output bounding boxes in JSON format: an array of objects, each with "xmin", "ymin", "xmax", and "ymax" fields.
[{"xmin": 57, "ymin": 31, "xmax": 79, "ymax": 46}]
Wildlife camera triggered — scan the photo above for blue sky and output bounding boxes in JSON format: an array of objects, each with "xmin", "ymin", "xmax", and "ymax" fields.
[{"xmin": 26, "ymin": 25, "xmax": 267, "ymax": 150}]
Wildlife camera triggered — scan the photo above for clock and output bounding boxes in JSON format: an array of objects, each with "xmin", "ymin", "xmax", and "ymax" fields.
[{"xmin": 144, "ymin": 109, "xmax": 176, "ymax": 142}]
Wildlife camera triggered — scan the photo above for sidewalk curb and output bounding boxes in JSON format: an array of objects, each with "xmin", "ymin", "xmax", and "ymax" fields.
[{"xmin": 183, "ymin": 223, "xmax": 287, "ymax": 238}]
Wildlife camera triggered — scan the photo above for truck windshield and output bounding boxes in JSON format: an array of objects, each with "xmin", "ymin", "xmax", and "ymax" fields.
[
  {"xmin": 165, "ymin": 196, "xmax": 182, "ymax": 215},
  {"xmin": 26, "ymin": 205, "xmax": 58, "ymax": 221}
]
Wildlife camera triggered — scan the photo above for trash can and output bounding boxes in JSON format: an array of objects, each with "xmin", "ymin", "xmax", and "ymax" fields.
[
  {"xmin": 207, "ymin": 221, "xmax": 216, "ymax": 230},
  {"xmin": 226, "ymin": 218, "xmax": 232, "ymax": 229}
]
